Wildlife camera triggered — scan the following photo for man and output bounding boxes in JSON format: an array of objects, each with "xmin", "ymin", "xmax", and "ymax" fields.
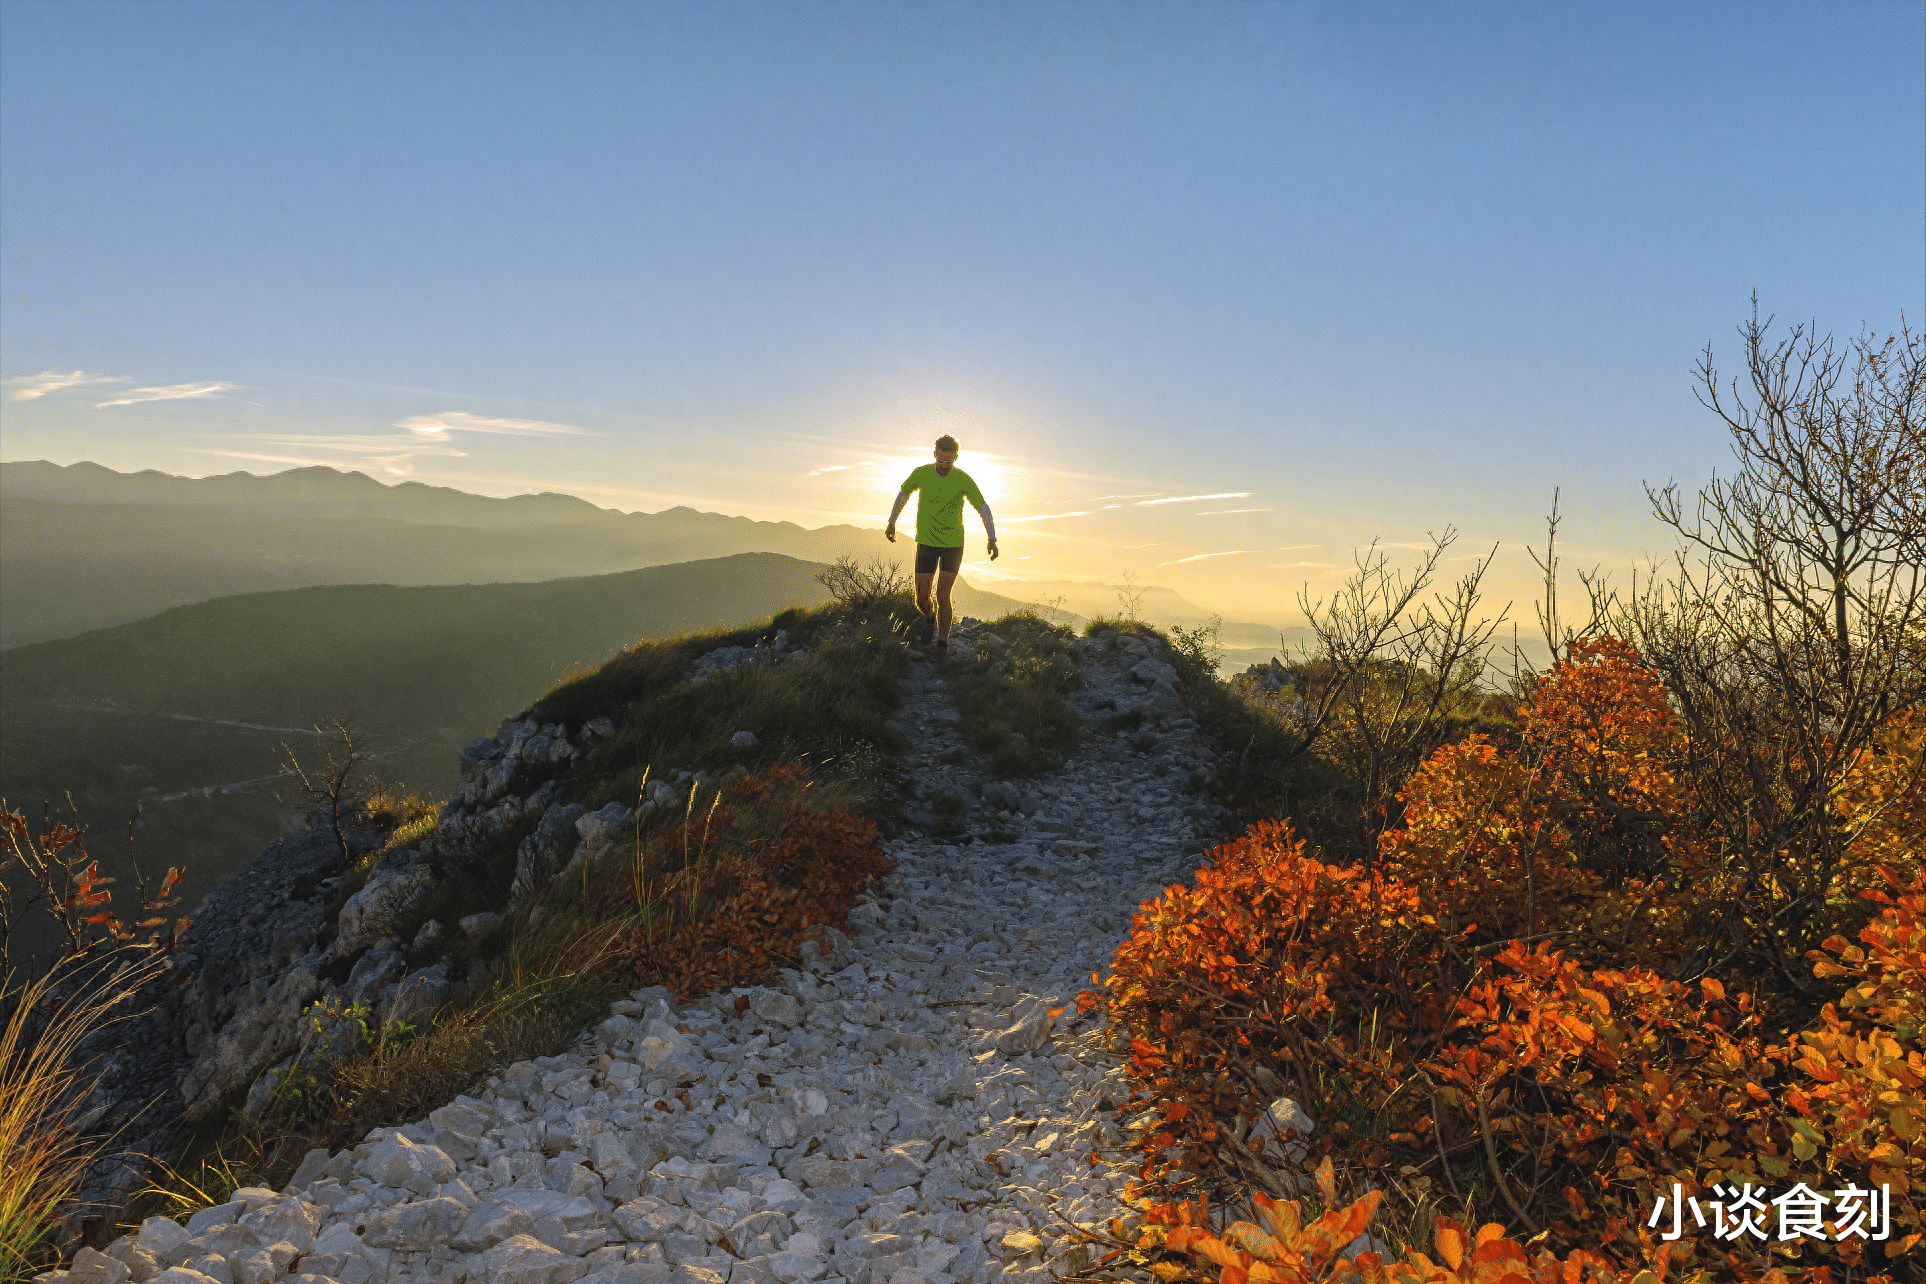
[{"xmin": 885, "ymin": 435, "xmax": 998, "ymax": 656}]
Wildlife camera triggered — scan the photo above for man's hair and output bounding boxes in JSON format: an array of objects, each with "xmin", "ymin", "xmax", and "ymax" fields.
[{"xmin": 934, "ymin": 435, "xmax": 960, "ymax": 454}]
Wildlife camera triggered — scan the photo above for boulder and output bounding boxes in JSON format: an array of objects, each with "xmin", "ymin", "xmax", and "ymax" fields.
[
  {"xmin": 576, "ymin": 803, "xmax": 635, "ymax": 860},
  {"xmin": 378, "ymin": 964, "xmax": 452, "ymax": 1027},
  {"xmin": 451, "ymin": 1199, "xmax": 539, "ymax": 1252},
  {"xmin": 184, "ymin": 1205, "xmax": 244, "ymax": 1236},
  {"xmin": 479, "ymin": 1235, "xmax": 592, "ymax": 1284},
  {"xmin": 493, "ymin": 1189, "xmax": 610, "ymax": 1256},
  {"xmin": 65, "ymin": 1248, "xmax": 131, "ymax": 1284},
  {"xmin": 232, "ymin": 1243, "xmax": 298, "ymax": 1284},
  {"xmin": 748, "ymin": 990, "xmax": 802, "ymax": 1028},
  {"xmin": 1249, "ymin": 1096, "xmax": 1314, "ymax": 1164},
  {"xmin": 511, "ymin": 804, "xmax": 587, "ymax": 910},
  {"xmin": 360, "ymin": 1196, "xmax": 468, "ymax": 1250},
  {"xmin": 136, "ymin": 1220, "xmax": 191, "ymax": 1261},
  {"xmin": 238, "ymin": 1199, "xmax": 322, "ymax": 1252},
  {"xmin": 356, "ymin": 1133, "xmax": 456, "ymax": 1193},
  {"xmin": 102, "ymin": 1238, "xmax": 163, "ymax": 1283},
  {"xmin": 994, "ymin": 1008, "xmax": 1055, "ymax": 1056},
  {"xmin": 335, "ymin": 863, "xmax": 435, "ymax": 956}
]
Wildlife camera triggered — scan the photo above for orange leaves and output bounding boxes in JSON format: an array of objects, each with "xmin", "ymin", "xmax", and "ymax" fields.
[
  {"xmin": 1159, "ymin": 1173, "xmax": 1619, "ymax": 1284},
  {"xmin": 1093, "ymin": 819, "xmax": 1450, "ymax": 1198},
  {"xmin": 585, "ymin": 766, "xmax": 889, "ymax": 1001},
  {"xmin": 1376, "ymin": 637, "xmax": 1723, "ymax": 966}
]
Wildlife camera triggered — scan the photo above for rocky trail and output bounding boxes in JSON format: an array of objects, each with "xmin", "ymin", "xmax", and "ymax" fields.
[{"xmin": 63, "ymin": 627, "xmax": 1248, "ymax": 1284}]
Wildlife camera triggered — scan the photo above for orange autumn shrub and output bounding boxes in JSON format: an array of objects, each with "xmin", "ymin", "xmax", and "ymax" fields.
[
  {"xmin": 1430, "ymin": 944, "xmax": 1797, "ymax": 1274},
  {"xmin": 1087, "ymin": 820, "xmax": 1457, "ymax": 1198},
  {"xmin": 1376, "ymin": 737, "xmax": 1587, "ymax": 946},
  {"xmin": 1833, "ymin": 707, "xmax": 1926, "ymax": 897},
  {"xmin": 1379, "ymin": 637, "xmax": 1716, "ymax": 969},
  {"xmin": 1091, "ymin": 637, "xmax": 1926, "ymax": 1283},
  {"xmin": 1414, "ymin": 887, "xmax": 1922, "ymax": 1279}
]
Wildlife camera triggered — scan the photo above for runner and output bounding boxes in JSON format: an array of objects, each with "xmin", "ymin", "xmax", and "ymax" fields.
[{"xmin": 885, "ymin": 435, "xmax": 998, "ymax": 657}]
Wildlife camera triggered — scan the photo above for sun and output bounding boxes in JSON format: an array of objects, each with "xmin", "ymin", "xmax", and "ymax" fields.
[{"xmin": 864, "ymin": 447, "xmax": 1011, "ymax": 513}]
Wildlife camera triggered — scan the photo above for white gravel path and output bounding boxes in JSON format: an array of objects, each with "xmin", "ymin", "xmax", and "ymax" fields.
[{"xmin": 74, "ymin": 630, "xmax": 1227, "ymax": 1284}]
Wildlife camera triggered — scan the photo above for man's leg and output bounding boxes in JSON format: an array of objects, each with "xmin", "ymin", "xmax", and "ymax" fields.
[
  {"xmin": 935, "ymin": 569, "xmax": 959, "ymax": 639},
  {"xmin": 915, "ymin": 573, "xmax": 936, "ymax": 640}
]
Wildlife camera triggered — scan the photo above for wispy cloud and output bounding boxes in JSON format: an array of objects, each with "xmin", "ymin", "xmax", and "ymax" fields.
[
  {"xmin": 1278, "ymin": 544, "xmax": 1320, "ymax": 551},
  {"xmin": 198, "ymin": 432, "xmax": 471, "ymax": 476},
  {"xmin": 1196, "ymin": 507, "xmax": 1272, "ymax": 516},
  {"xmin": 1269, "ymin": 560, "xmax": 1337, "ymax": 569},
  {"xmin": 1137, "ymin": 492, "xmax": 1254, "ymax": 506},
  {"xmin": 398, "ymin": 411, "xmax": 589, "ymax": 440},
  {"xmin": 199, "ymin": 411, "xmax": 595, "ymax": 476},
  {"xmin": 97, "ymin": 380, "xmax": 241, "ymax": 408},
  {"xmin": 1160, "ymin": 550, "xmax": 1250, "ymax": 565},
  {"xmin": 1094, "ymin": 493, "xmax": 1162, "ymax": 501},
  {"xmin": 810, "ymin": 465, "xmax": 850, "ymax": 475},
  {"xmin": 7, "ymin": 369, "xmax": 124, "ymax": 400},
  {"xmin": 1001, "ymin": 511, "xmax": 1091, "ymax": 523}
]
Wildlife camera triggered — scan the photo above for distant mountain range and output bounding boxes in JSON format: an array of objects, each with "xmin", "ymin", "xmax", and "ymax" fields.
[
  {"xmin": 0, "ymin": 461, "xmax": 1308, "ymax": 953},
  {"xmin": 0, "ymin": 551, "xmax": 1042, "ymax": 944},
  {"xmin": 0, "ymin": 462, "xmax": 1303, "ymax": 661},
  {"xmin": 0, "ymin": 461, "xmax": 891, "ymax": 645},
  {"xmin": 0, "ymin": 551, "xmax": 1040, "ymax": 742}
]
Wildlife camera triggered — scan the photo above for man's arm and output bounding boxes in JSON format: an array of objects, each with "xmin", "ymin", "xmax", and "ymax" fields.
[
  {"xmin": 884, "ymin": 489, "xmax": 911, "ymax": 543},
  {"xmin": 967, "ymin": 483, "xmax": 1000, "ymax": 560}
]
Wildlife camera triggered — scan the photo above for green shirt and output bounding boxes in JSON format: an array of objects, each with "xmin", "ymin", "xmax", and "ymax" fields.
[{"xmin": 899, "ymin": 464, "xmax": 988, "ymax": 548}]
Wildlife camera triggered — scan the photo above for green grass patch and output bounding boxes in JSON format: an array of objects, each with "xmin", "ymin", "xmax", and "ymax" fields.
[
  {"xmin": 944, "ymin": 612, "xmax": 1087, "ymax": 778},
  {"xmin": 535, "ymin": 603, "xmax": 915, "ymax": 820}
]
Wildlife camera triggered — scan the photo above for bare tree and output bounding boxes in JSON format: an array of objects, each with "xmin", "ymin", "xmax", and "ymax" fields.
[
  {"xmin": 1521, "ymin": 488, "xmax": 1617, "ymax": 674},
  {"xmin": 280, "ymin": 719, "xmax": 368, "ymax": 865},
  {"xmin": 1236, "ymin": 531, "xmax": 1507, "ymax": 853},
  {"xmin": 1115, "ymin": 570, "xmax": 1148, "ymax": 622},
  {"xmin": 1625, "ymin": 301, "xmax": 1926, "ymax": 985},
  {"xmin": 815, "ymin": 555, "xmax": 910, "ymax": 618}
]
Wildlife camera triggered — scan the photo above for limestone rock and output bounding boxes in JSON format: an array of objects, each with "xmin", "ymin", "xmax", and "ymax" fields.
[
  {"xmin": 480, "ymin": 1234, "xmax": 592, "ymax": 1284},
  {"xmin": 993, "ymin": 1008, "xmax": 1055, "ymax": 1055},
  {"xmin": 452, "ymin": 1199, "xmax": 539, "ymax": 1252},
  {"xmin": 335, "ymin": 862, "xmax": 435, "ymax": 956},
  {"xmin": 238, "ymin": 1198, "xmax": 322, "ymax": 1252},
  {"xmin": 360, "ymin": 1196, "xmax": 468, "ymax": 1250},
  {"xmin": 357, "ymin": 1133, "xmax": 457, "ymax": 1192}
]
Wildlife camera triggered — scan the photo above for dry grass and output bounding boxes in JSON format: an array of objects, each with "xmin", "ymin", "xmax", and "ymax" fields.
[{"xmin": 0, "ymin": 955, "xmax": 165, "ymax": 1277}]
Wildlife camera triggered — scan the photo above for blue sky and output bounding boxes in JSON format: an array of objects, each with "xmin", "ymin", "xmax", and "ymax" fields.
[{"xmin": 3, "ymin": 0, "xmax": 1920, "ymax": 623}]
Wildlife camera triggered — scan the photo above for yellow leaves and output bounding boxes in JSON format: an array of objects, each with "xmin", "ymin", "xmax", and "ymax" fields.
[{"xmin": 1893, "ymin": 1105, "xmax": 1919, "ymax": 1139}]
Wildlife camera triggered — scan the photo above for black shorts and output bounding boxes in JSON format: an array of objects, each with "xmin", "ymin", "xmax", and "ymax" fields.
[{"xmin": 914, "ymin": 543, "xmax": 964, "ymax": 575}]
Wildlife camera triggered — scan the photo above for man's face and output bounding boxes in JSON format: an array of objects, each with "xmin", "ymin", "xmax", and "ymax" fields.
[{"xmin": 934, "ymin": 449, "xmax": 957, "ymax": 474}]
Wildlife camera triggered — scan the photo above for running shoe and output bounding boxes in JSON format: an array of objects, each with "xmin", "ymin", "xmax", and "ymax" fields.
[{"xmin": 934, "ymin": 639, "xmax": 949, "ymax": 659}]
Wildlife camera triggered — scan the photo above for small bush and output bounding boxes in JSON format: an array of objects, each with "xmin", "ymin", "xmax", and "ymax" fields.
[
  {"xmin": 814, "ymin": 555, "xmax": 912, "ymax": 619},
  {"xmin": 363, "ymin": 789, "xmax": 441, "ymax": 853}
]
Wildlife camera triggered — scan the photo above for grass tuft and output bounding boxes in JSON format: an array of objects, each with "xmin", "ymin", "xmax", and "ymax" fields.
[
  {"xmin": 944, "ymin": 612, "xmax": 1087, "ymax": 777},
  {"xmin": 0, "ymin": 956, "xmax": 166, "ymax": 1276}
]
